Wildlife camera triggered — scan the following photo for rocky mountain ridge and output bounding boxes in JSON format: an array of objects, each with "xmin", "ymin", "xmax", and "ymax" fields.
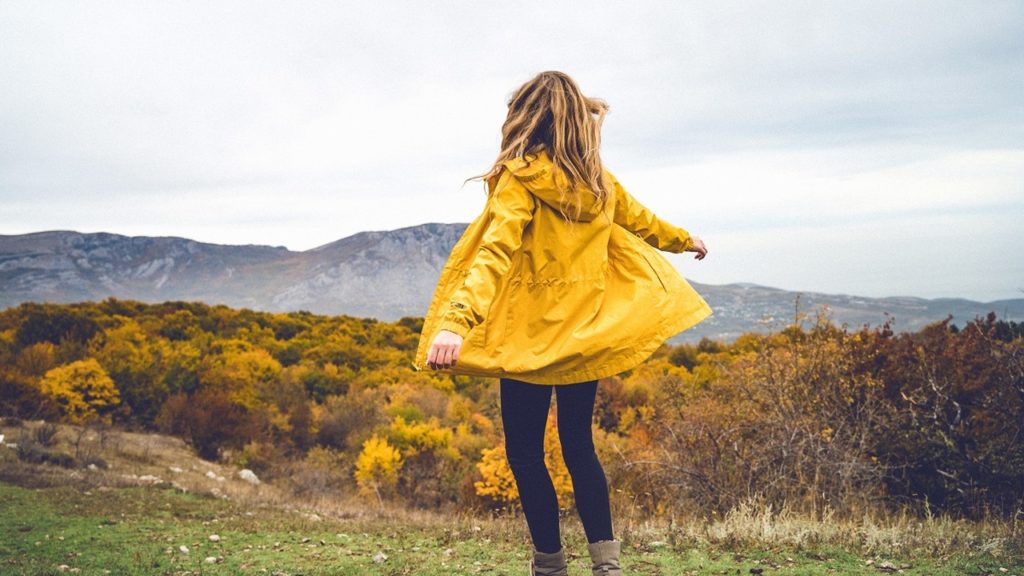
[{"xmin": 2, "ymin": 226, "xmax": 1020, "ymax": 342}]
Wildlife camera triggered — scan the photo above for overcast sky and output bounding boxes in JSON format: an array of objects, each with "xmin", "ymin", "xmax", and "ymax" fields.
[{"xmin": 2, "ymin": 1, "xmax": 1022, "ymax": 302}]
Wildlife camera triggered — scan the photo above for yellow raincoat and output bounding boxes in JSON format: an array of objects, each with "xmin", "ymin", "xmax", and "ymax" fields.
[{"xmin": 412, "ymin": 150, "xmax": 711, "ymax": 384}]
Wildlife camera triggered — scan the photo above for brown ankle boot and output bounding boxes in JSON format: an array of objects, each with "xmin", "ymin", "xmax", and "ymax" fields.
[
  {"xmin": 587, "ymin": 540, "xmax": 623, "ymax": 575},
  {"xmin": 529, "ymin": 547, "xmax": 568, "ymax": 576}
]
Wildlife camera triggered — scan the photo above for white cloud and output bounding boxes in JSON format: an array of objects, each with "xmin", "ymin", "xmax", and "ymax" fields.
[{"xmin": 1, "ymin": 0, "xmax": 1021, "ymax": 300}]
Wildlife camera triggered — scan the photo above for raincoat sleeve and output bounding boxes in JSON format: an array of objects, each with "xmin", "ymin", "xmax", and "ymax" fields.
[
  {"xmin": 611, "ymin": 172, "xmax": 694, "ymax": 253},
  {"xmin": 435, "ymin": 170, "xmax": 536, "ymax": 338}
]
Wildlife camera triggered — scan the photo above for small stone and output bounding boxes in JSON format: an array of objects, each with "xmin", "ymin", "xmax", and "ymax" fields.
[
  {"xmin": 179, "ymin": 545, "xmax": 189, "ymax": 555},
  {"xmin": 238, "ymin": 469, "xmax": 261, "ymax": 485},
  {"xmin": 209, "ymin": 534, "xmax": 220, "ymax": 542},
  {"xmin": 302, "ymin": 537, "xmax": 311, "ymax": 543},
  {"xmin": 373, "ymin": 551, "xmax": 388, "ymax": 563},
  {"xmin": 204, "ymin": 556, "xmax": 218, "ymax": 564}
]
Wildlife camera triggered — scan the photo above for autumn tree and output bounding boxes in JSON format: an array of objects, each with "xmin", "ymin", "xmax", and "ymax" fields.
[
  {"xmin": 156, "ymin": 388, "xmax": 258, "ymax": 460},
  {"xmin": 38, "ymin": 358, "xmax": 121, "ymax": 424},
  {"xmin": 91, "ymin": 317, "xmax": 169, "ymax": 425},
  {"xmin": 15, "ymin": 305, "xmax": 100, "ymax": 348},
  {"xmin": 198, "ymin": 339, "xmax": 282, "ymax": 411},
  {"xmin": 0, "ymin": 367, "xmax": 58, "ymax": 420},
  {"xmin": 354, "ymin": 435, "xmax": 402, "ymax": 505}
]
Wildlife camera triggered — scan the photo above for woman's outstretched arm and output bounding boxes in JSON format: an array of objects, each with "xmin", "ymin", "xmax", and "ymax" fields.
[
  {"xmin": 610, "ymin": 171, "xmax": 705, "ymax": 258},
  {"xmin": 427, "ymin": 169, "xmax": 535, "ymax": 368}
]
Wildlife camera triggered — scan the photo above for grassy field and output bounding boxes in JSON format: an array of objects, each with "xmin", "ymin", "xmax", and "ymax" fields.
[
  {"xmin": 3, "ymin": 481, "xmax": 1021, "ymax": 576},
  {"xmin": 1, "ymin": 420, "xmax": 1021, "ymax": 575}
]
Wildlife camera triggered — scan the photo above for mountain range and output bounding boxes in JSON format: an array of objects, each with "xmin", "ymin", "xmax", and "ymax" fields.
[{"xmin": 2, "ymin": 225, "xmax": 1020, "ymax": 342}]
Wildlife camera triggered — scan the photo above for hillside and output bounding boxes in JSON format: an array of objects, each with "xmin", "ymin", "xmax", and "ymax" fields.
[{"xmin": 2, "ymin": 226, "xmax": 1021, "ymax": 342}]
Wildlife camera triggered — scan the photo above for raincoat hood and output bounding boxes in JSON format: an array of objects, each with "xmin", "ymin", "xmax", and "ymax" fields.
[{"xmin": 501, "ymin": 151, "xmax": 605, "ymax": 223}]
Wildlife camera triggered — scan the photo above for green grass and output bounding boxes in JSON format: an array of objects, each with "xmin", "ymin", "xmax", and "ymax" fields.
[{"xmin": 1, "ymin": 481, "xmax": 1021, "ymax": 576}]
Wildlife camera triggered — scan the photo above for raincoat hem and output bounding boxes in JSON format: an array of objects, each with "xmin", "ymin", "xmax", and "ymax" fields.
[{"xmin": 411, "ymin": 298, "xmax": 712, "ymax": 385}]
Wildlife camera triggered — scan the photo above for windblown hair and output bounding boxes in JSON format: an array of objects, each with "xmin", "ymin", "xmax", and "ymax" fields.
[{"xmin": 475, "ymin": 71, "xmax": 610, "ymax": 222}]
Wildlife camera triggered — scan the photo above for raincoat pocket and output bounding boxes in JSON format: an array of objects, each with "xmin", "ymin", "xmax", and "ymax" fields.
[
  {"xmin": 484, "ymin": 276, "xmax": 518, "ymax": 351},
  {"xmin": 638, "ymin": 251, "xmax": 667, "ymax": 292}
]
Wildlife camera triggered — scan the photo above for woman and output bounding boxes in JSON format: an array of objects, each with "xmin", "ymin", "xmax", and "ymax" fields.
[{"xmin": 413, "ymin": 71, "xmax": 711, "ymax": 576}]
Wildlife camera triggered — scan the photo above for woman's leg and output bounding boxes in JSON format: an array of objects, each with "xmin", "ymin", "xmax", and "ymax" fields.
[
  {"xmin": 554, "ymin": 379, "xmax": 614, "ymax": 543},
  {"xmin": 500, "ymin": 377, "xmax": 562, "ymax": 553}
]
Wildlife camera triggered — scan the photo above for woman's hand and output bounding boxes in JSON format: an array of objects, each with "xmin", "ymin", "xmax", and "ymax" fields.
[
  {"xmin": 427, "ymin": 329, "xmax": 463, "ymax": 369},
  {"xmin": 687, "ymin": 236, "xmax": 708, "ymax": 260}
]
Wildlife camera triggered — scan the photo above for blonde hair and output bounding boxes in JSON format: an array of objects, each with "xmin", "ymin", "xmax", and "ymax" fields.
[{"xmin": 474, "ymin": 71, "xmax": 610, "ymax": 222}]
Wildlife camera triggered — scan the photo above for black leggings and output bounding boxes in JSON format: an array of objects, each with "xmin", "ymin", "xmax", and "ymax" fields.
[{"xmin": 500, "ymin": 377, "xmax": 613, "ymax": 553}]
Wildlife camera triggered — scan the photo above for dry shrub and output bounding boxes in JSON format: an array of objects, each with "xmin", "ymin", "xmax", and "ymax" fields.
[
  {"xmin": 156, "ymin": 389, "xmax": 260, "ymax": 460},
  {"xmin": 16, "ymin": 437, "xmax": 76, "ymax": 468},
  {"xmin": 283, "ymin": 445, "xmax": 349, "ymax": 497},
  {"xmin": 316, "ymin": 385, "xmax": 387, "ymax": 451},
  {"xmin": 870, "ymin": 314, "xmax": 1024, "ymax": 517},
  {"xmin": 612, "ymin": 318, "xmax": 886, "ymax": 518},
  {"xmin": 233, "ymin": 440, "xmax": 290, "ymax": 481},
  {"xmin": 608, "ymin": 312, "xmax": 1024, "ymax": 521},
  {"xmin": 32, "ymin": 422, "xmax": 60, "ymax": 447}
]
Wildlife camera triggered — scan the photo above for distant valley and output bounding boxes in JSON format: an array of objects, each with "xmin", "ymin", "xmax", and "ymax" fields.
[{"xmin": 2, "ymin": 225, "xmax": 1020, "ymax": 342}]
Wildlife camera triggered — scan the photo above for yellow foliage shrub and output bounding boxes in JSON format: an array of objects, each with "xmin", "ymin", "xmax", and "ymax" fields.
[
  {"xmin": 474, "ymin": 413, "xmax": 573, "ymax": 508},
  {"xmin": 354, "ymin": 435, "xmax": 402, "ymax": 501},
  {"xmin": 38, "ymin": 358, "xmax": 120, "ymax": 424},
  {"xmin": 387, "ymin": 415, "xmax": 455, "ymax": 459},
  {"xmin": 200, "ymin": 343, "xmax": 282, "ymax": 410},
  {"xmin": 475, "ymin": 443, "xmax": 519, "ymax": 503}
]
